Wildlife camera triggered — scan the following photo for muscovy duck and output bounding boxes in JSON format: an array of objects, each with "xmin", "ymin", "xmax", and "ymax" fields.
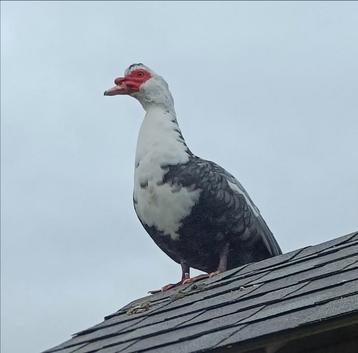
[{"xmin": 104, "ymin": 64, "xmax": 281, "ymax": 291}]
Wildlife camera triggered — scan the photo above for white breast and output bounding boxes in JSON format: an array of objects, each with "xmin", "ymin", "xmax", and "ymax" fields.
[{"xmin": 133, "ymin": 107, "xmax": 200, "ymax": 240}]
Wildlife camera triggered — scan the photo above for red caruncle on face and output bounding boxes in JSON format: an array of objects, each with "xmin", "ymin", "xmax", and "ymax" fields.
[{"xmin": 104, "ymin": 69, "xmax": 152, "ymax": 96}]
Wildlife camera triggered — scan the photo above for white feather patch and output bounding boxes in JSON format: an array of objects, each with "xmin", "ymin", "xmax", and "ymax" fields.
[{"xmin": 134, "ymin": 107, "xmax": 200, "ymax": 240}]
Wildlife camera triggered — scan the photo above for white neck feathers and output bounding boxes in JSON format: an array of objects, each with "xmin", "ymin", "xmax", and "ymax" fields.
[{"xmin": 135, "ymin": 106, "xmax": 189, "ymax": 175}]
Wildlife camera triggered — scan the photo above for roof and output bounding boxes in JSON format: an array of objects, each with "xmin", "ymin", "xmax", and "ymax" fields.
[{"xmin": 44, "ymin": 231, "xmax": 358, "ymax": 353}]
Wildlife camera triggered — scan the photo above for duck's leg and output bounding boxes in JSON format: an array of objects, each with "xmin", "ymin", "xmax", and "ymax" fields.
[
  {"xmin": 208, "ymin": 243, "xmax": 230, "ymax": 277},
  {"xmin": 180, "ymin": 261, "xmax": 190, "ymax": 282},
  {"xmin": 182, "ymin": 247, "xmax": 230, "ymax": 284},
  {"xmin": 148, "ymin": 246, "xmax": 230, "ymax": 294},
  {"xmin": 181, "ymin": 245, "xmax": 230, "ymax": 284},
  {"xmin": 148, "ymin": 261, "xmax": 191, "ymax": 294}
]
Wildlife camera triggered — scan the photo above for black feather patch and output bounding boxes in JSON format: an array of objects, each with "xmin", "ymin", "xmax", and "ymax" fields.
[{"xmin": 134, "ymin": 155, "xmax": 282, "ymax": 273}]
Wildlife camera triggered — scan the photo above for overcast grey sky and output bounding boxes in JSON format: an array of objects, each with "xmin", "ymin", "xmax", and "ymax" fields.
[{"xmin": 1, "ymin": 2, "xmax": 358, "ymax": 353}]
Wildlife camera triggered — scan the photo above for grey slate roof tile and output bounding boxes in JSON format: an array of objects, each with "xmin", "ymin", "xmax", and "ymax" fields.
[
  {"xmin": 181, "ymin": 282, "xmax": 306, "ymax": 328},
  {"xmin": 246, "ymin": 260, "xmax": 358, "ymax": 301},
  {"xmin": 239, "ymin": 281, "xmax": 358, "ymax": 324},
  {"xmin": 162, "ymin": 270, "xmax": 269, "ymax": 309},
  {"xmin": 248, "ymin": 245, "xmax": 358, "ymax": 286},
  {"xmin": 344, "ymin": 259, "xmax": 358, "ymax": 270},
  {"xmin": 44, "ymin": 339, "xmax": 84, "ymax": 353},
  {"xmin": 125, "ymin": 308, "xmax": 199, "ymax": 331},
  {"xmin": 67, "ymin": 338, "xmax": 134, "ymax": 353},
  {"xmin": 350, "ymin": 232, "xmax": 358, "ymax": 241},
  {"xmin": 45, "ymin": 231, "xmax": 358, "ymax": 353},
  {"xmin": 292, "ymin": 231, "xmax": 358, "ymax": 259},
  {"xmin": 107, "ymin": 310, "xmax": 203, "ymax": 344},
  {"xmin": 43, "ymin": 344, "xmax": 87, "ymax": 353},
  {"xmin": 105, "ymin": 298, "xmax": 170, "ymax": 321},
  {"xmin": 57, "ymin": 319, "xmax": 145, "ymax": 349},
  {"xmin": 124, "ymin": 323, "xmax": 246, "ymax": 353},
  {"xmin": 219, "ymin": 293, "xmax": 358, "ymax": 349},
  {"xmin": 75, "ymin": 315, "xmax": 146, "ymax": 338},
  {"xmin": 180, "ymin": 304, "xmax": 264, "ymax": 328},
  {"xmin": 285, "ymin": 267, "xmax": 358, "ymax": 298},
  {"xmin": 144, "ymin": 325, "xmax": 244, "ymax": 353},
  {"xmin": 229, "ymin": 247, "xmax": 308, "ymax": 277}
]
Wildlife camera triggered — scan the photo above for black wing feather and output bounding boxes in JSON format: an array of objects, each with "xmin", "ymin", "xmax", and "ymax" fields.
[{"xmin": 163, "ymin": 156, "xmax": 282, "ymax": 268}]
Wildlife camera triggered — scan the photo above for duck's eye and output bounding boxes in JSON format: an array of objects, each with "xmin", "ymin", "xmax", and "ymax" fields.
[{"xmin": 137, "ymin": 71, "xmax": 144, "ymax": 77}]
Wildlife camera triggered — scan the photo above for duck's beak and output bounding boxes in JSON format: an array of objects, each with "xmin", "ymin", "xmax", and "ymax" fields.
[{"xmin": 104, "ymin": 77, "xmax": 129, "ymax": 96}]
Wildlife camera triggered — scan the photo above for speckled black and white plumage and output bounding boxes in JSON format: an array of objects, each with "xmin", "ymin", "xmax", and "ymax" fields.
[
  {"xmin": 106, "ymin": 63, "xmax": 282, "ymax": 283},
  {"xmin": 135, "ymin": 156, "xmax": 281, "ymax": 273}
]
